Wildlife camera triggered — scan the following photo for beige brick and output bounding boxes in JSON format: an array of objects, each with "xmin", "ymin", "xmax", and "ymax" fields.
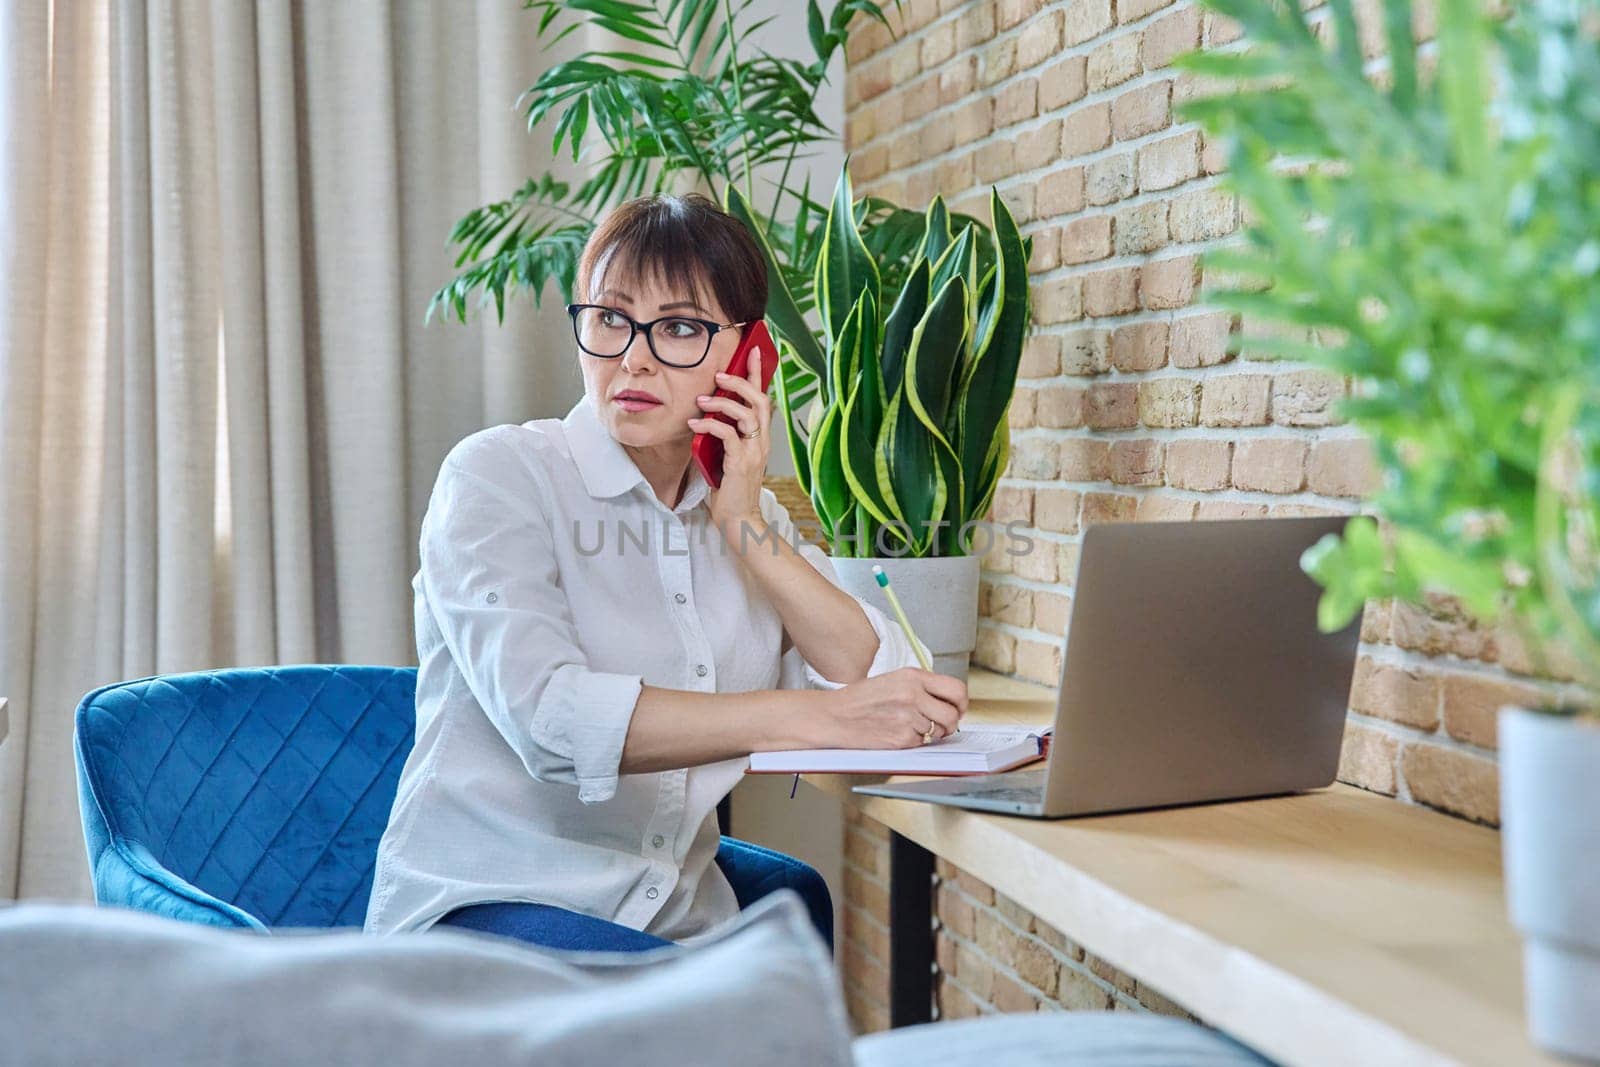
[
  {"xmin": 1059, "ymin": 439, "xmax": 1111, "ymax": 481},
  {"xmin": 1200, "ymin": 375, "xmax": 1271, "ymax": 426},
  {"xmin": 1087, "ymin": 953, "xmax": 1138, "ymax": 995},
  {"xmin": 956, "ymin": 3, "xmax": 997, "ymax": 49},
  {"xmin": 1011, "ymin": 437, "xmax": 1059, "ymax": 480},
  {"xmin": 1138, "ymin": 131, "xmax": 1201, "ymax": 191},
  {"xmin": 1206, "ymin": 10, "xmax": 1244, "ymax": 45},
  {"xmin": 1113, "ymin": 201, "xmax": 1169, "ymax": 255},
  {"xmin": 921, "ymin": 119, "xmax": 957, "ymax": 160},
  {"xmin": 1350, "ymin": 657, "xmax": 1441, "ymax": 730},
  {"xmin": 1137, "ymin": 494, "xmax": 1198, "ymax": 521},
  {"xmin": 1306, "ymin": 438, "xmax": 1378, "ymax": 497},
  {"xmin": 1064, "ymin": 0, "xmax": 1115, "ymax": 45},
  {"xmin": 1197, "ymin": 500, "xmax": 1268, "ymax": 519},
  {"xmin": 1035, "ymin": 278, "xmax": 1084, "ymax": 326},
  {"xmin": 1034, "ymin": 590, "xmax": 1073, "ymax": 635},
  {"xmin": 938, "ymin": 153, "xmax": 977, "ymax": 195},
  {"xmin": 995, "ymin": 78, "xmax": 1040, "ymax": 127},
  {"xmin": 998, "ymin": 0, "xmax": 1046, "ymax": 31},
  {"xmin": 1119, "ymin": 0, "xmax": 1176, "ymax": 22},
  {"xmin": 977, "ymin": 140, "xmax": 1019, "ymax": 185},
  {"xmin": 1057, "ymin": 965, "xmax": 1114, "ymax": 1011},
  {"xmin": 1063, "ymin": 102, "xmax": 1112, "ymax": 156},
  {"xmin": 1338, "ymin": 721, "xmax": 1400, "ymax": 796},
  {"xmin": 995, "ymin": 891, "xmax": 1034, "ymax": 932},
  {"xmin": 1134, "ymin": 982, "xmax": 1195, "ymax": 1020},
  {"xmin": 1170, "ymin": 311, "xmax": 1235, "ymax": 367},
  {"xmin": 1061, "ymin": 216, "xmax": 1113, "ymax": 265},
  {"xmin": 1060, "ymin": 328, "xmax": 1110, "ymax": 376},
  {"xmin": 1085, "ymin": 153, "xmax": 1136, "ymax": 206},
  {"xmin": 994, "ymin": 971, "xmax": 1043, "ymax": 1013},
  {"xmin": 1014, "ymin": 540, "xmax": 1058, "ymax": 582},
  {"xmin": 989, "ymin": 582, "xmax": 1033, "ymax": 627},
  {"xmin": 1039, "ymin": 166, "xmax": 1086, "ymax": 218},
  {"xmin": 975, "ymin": 626, "xmax": 1018, "ymax": 673},
  {"xmin": 1082, "ymin": 491, "xmax": 1138, "ymax": 525},
  {"xmin": 1083, "ymin": 267, "xmax": 1140, "ymax": 317},
  {"xmin": 1271, "ymin": 370, "xmax": 1346, "ymax": 427},
  {"xmin": 954, "ymin": 867, "xmax": 995, "ymax": 906},
  {"xmin": 1165, "ymin": 439, "xmax": 1231, "ymax": 490},
  {"xmin": 1361, "ymin": 599, "xmax": 1393, "ymax": 643},
  {"xmin": 1019, "ymin": 334, "xmax": 1062, "ymax": 376},
  {"xmin": 1088, "ymin": 34, "xmax": 1142, "ymax": 92},
  {"xmin": 1201, "ymin": 130, "xmax": 1228, "ymax": 174},
  {"xmin": 1014, "ymin": 938, "xmax": 1060, "ymax": 996},
  {"xmin": 1017, "ymin": 9, "xmax": 1064, "ymax": 68},
  {"xmin": 1037, "ymin": 384, "xmax": 1087, "ymax": 429},
  {"xmin": 1112, "ymin": 80, "xmax": 1171, "ymax": 140},
  {"xmin": 1028, "ymin": 227, "xmax": 1062, "ymax": 273},
  {"xmin": 1086, "ymin": 382, "xmax": 1139, "ymax": 429},
  {"xmin": 956, "ymin": 942, "xmax": 997, "ymax": 1001},
  {"xmin": 1441, "ymin": 672, "xmax": 1549, "ymax": 750},
  {"xmin": 1035, "ymin": 488, "xmax": 1082, "ymax": 534},
  {"xmin": 1141, "ymin": 255, "xmax": 1199, "ymax": 309},
  {"xmin": 1035, "ymin": 923, "xmax": 1085, "ymax": 961},
  {"xmin": 939, "ymin": 55, "xmax": 978, "ymax": 105},
  {"xmin": 1016, "ymin": 119, "xmax": 1064, "ymax": 172},
  {"xmin": 1108, "ymin": 439, "xmax": 1165, "ymax": 486},
  {"xmin": 921, "ymin": 20, "xmax": 957, "ymax": 68},
  {"xmin": 1402, "ymin": 744, "xmax": 1500, "ymax": 826},
  {"xmin": 1015, "ymin": 638, "xmax": 1064, "ymax": 685},
  {"xmin": 1110, "ymin": 321, "xmax": 1169, "ymax": 372},
  {"xmin": 1142, "ymin": 6, "xmax": 1202, "ymax": 69},
  {"xmin": 846, "ymin": 866, "xmax": 890, "ymax": 921},
  {"xmin": 1390, "ymin": 597, "xmax": 1489, "ymax": 660},
  {"xmin": 1137, "ymin": 379, "xmax": 1200, "ymax": 428},
  {"xmin": 953, "ymin": 98, "xmax": 994, "ymax": 146},
  {"xmin": 1040, "ymin": 55, "xmax": 1089, "ymax": 111},
  {"xmin": 1168, "ymin": 187, "xmax": 1239, "ymax": 243},
  {"xmin": 1056, "ymin": 542, "xmax": 1082, "ymax": 584},
  {"xmin": 990, "ymin": 485, "xmax": 1033, "ymax": 525},
  {"xmin": 979, "ymin": 34, "xmax": 1018, "ymax": 88},
  {"xmin": 1231, "ymin": 438, "xmax": 1308, "ymax": 494}
]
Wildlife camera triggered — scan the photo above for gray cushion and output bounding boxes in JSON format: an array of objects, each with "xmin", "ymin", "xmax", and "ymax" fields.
[
  {"xmin": 0, "ymin": 888, "xmax": 854, "ymax": 1067},
  {"xmin": 852, "ymin": 1012, "xmax": 1275, "ymax": 1067}
]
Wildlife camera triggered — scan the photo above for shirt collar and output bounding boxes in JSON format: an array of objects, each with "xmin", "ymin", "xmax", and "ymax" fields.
[{"xmin": 562, "ymin": 392, "xmax": 711, "ymax": 513}]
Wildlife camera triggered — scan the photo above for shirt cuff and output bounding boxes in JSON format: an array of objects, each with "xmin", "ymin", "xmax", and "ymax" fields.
[
  {"xmin": 802, "ymin": 594, "xmax": 932, "ymax": 690},
  {"xmin": 531, "ymin": 664, "xmax": 644, "ymax": 804}
]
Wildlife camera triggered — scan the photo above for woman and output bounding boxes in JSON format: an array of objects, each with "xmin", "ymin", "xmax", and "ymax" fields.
[{"xmin": 364, "ymin": 192, "xmax": 968, "ymax": 951}]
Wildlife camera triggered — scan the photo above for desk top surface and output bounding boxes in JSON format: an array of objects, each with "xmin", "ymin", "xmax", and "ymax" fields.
[{"xmin": 802, "ymin": 669, "xmax": 1550, "ymax": 1067}]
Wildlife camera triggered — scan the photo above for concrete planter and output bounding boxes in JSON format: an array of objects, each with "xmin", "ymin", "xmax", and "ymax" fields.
[
  {"xmin": 828, "ymin": 553, "xmax": 980, "ymax": 681},
  {"xmin": 1499, "ymin": 706, "xmax": 1600, "ymax": 1062}
]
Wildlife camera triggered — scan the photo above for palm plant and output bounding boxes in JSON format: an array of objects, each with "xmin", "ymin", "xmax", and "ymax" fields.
[
  {"xmin": 727, "ymin": 163, "xmax": 1033, "ymax": 558},
  {"xmin": 427, "ymin": 0, "xmax": 952, "ymax": 330}
]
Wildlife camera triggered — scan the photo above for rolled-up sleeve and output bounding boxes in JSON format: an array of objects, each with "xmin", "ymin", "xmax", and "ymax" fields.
[
  {"xmin": 418, "ymin": 435, "xmax": 642, "ymax": 803},
  {"xmin": 760, "ymin": 489, "xmax": 933, "ymax": 691}
]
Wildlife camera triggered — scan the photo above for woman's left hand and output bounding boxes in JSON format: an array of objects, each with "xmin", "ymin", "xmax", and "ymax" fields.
[{"xmin": 688, "ymin": 345, "xmax": 771, "ymax": 540}]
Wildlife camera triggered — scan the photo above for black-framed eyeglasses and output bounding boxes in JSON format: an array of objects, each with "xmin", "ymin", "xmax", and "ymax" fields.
[{"xmin": 566, "ymin": 303, "xmax": 750, "ymax": 370}]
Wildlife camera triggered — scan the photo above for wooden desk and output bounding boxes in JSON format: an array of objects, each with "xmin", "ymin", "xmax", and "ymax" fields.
[{"xmin": 802, "ymin": 670, "xmax": 1553, "ymax": 1067}]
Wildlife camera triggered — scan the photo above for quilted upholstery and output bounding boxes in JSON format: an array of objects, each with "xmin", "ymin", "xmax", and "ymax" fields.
[
  {"xmin": 74, "ymin": 665, "xmax": 833, "ymax": 941},
  {"xmin": 76, "ymin": 666, "xmax": 417, "ymax": 929}
]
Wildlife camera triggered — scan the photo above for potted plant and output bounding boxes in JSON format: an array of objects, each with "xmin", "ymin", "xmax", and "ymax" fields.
[
  {"xmin": 1176, "ymin": 0, "xmax": 1600, "ymax": 1055},
  {"xmin": 726, "ymin": 163, "xmax": 1033, "ymax": 679}
]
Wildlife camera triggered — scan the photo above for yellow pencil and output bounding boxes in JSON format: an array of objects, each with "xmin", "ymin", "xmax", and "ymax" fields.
[{"xmin": 871, "ymin": 564, "xmax": 933, "ymax": 671}]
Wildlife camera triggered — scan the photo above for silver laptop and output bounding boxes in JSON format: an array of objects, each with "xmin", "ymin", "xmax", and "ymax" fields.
[{"xmin": 853, "ymin": 517, "xmax": 1362, "ymax": 818}]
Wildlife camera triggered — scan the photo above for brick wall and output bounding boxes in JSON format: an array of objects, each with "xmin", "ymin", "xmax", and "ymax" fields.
[{"xmin": 831, "ymin": 0, "xmax": 1571, "ymax": 1035}]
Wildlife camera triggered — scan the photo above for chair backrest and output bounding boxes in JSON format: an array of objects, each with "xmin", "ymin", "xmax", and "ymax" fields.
[{"xmin": 75, "ymin": 665, "xmax": 417, "ymax": 929}]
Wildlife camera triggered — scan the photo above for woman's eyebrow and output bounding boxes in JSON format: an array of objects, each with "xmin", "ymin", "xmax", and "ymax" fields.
[{"xmin": 595, "ymin": 288, "xmax": 708, "ymax": 314}]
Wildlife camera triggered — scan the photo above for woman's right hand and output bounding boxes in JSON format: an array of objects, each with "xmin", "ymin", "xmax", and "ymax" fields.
[{"xmin": 812, "ymin": 668, "xmax": 969, "ymax": 749}]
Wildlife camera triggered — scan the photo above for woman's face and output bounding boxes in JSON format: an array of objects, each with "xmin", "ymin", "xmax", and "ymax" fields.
[{"xmin": 578, "ymin": 265, "xmax": 745, "ymax": 451}]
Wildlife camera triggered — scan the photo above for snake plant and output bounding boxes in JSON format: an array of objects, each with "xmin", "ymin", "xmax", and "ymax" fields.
[{"xmin": 726, "ymin": 164, "xmax": 1033, "ymax": 558}]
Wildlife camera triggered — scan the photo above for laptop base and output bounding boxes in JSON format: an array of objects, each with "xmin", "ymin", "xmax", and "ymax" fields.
[{"xmin": 853, "ymin": 769, "xmax": 1052, "ymax": 817}]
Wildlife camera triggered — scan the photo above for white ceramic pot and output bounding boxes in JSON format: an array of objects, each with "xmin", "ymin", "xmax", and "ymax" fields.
[
  {"xmin": 1499, "ymin": 706, "xmax": 1600, "ymax": 1062},
  {"xmin": 828, "ymin": 553, "xmax": 980, "ymax": 681}
]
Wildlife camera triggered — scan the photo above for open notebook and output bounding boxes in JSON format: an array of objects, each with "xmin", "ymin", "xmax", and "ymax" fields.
[{"xmin": 746, "ymin": 723, "xmax": 1052, "ymax": 776}]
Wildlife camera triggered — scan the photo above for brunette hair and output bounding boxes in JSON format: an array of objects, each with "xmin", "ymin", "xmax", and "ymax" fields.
[{"xmin": 576, "ymin": 192, "xmax": 768, "ymax": 326}]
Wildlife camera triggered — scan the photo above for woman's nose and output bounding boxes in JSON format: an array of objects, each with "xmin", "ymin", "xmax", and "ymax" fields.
[{"xmin": 618, "ymin": 329, "xmax": 658, "ymax": 373}]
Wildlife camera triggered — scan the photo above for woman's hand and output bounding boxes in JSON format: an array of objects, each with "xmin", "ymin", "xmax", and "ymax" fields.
[
  {"xmin": 688, "ymin": 344, "xmax": 771, "ymax": 538},
  {"xmin": 809, "ymin": 668, "xmax": 969, "ymax": 749}
]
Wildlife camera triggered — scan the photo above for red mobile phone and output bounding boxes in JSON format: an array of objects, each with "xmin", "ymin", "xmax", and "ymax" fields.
[{"xmin": 692, "ymin": 319, "xmax": 779, "ymax": 489}]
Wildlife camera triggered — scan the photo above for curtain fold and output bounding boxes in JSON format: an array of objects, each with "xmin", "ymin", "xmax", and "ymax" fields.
[{"xmin": 1, "ymin": 1, "xmax": 586, "ymax": 900}]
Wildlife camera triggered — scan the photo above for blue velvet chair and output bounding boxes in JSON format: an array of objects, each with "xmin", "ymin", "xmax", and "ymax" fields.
[{"xmin": 72, "ymin": 664, "xmax": 833, "ymax": 948}]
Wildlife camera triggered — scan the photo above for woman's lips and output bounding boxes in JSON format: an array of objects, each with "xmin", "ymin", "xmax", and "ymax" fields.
[{"xmin": 613, "ymin": 395, "xmax": 662, "ymax": 412}]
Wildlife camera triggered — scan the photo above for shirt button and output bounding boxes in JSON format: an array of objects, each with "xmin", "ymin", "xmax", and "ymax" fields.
[
  {"xmin": 674, "ymin": 592, "xmax": 687, "ymax": 604},
  {"xmin": 695, "ymin": 663, "xmax": 708, "ymax": 677},
  {"xmin": 485, "ymin": 592, "xmax": 498, "ymax": 604},
  {"xmin": 645, "ymin": 887, "xmax": 659, "ymax": 900},
  {"xmin": 652, "ymin": 834, "xmax": 665, "ymax": 848}
]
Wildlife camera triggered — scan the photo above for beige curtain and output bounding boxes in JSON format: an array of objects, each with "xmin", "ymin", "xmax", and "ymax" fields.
[{"xmin": 0, "ymin": 1, "xmax": 587, "ymax": 900}]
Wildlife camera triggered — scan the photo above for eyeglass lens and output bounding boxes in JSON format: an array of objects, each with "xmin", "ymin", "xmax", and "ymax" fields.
[{"xmin": 574, "ymin": 307, "xmax": 711, "ymax": 367}]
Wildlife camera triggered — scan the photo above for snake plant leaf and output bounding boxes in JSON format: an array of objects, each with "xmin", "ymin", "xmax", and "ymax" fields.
[
  {"xmin": 921, "ymin": 196, "xmax": 952, "ymax": 265},
  {"xmin": 877, "ymin": 384, "xmax": 944, "ymax": 555},
  {"xmin": 723, "ymin": 181, "xmax": 827, "ymax": 381},
  {"xmin": 928, "ymin": 223, "xmax": 978, "ymax": 311},
  {"xmin": 880, "ymin": 257, "xmax": 930, "ymax": 402},
  {"xmin": 906, "ymin": 273, "xmax": 969, "ymax": 452},
  {"xmin": 773, "ymin": 341, "xmax": 817, "ymax": 497},
  {"xmin": 956, "ymin": 188, "xmax": 1029, "ymax": 519},
  {"xmin": 809, "ymin": 292, "xmax": 871, "ymax": 536},
  {"xmin": 815, "ymin": 158, "xmax": 881, "ymax": 353},
  {"xmin": 840, "ymin": 290, "xmax": 897, "ymax": 530}
]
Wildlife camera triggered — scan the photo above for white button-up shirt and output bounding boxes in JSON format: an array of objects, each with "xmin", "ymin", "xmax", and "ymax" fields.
[{"xmin": 363, "ymin": 392, "xmax": 929, "ymax": 944}]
